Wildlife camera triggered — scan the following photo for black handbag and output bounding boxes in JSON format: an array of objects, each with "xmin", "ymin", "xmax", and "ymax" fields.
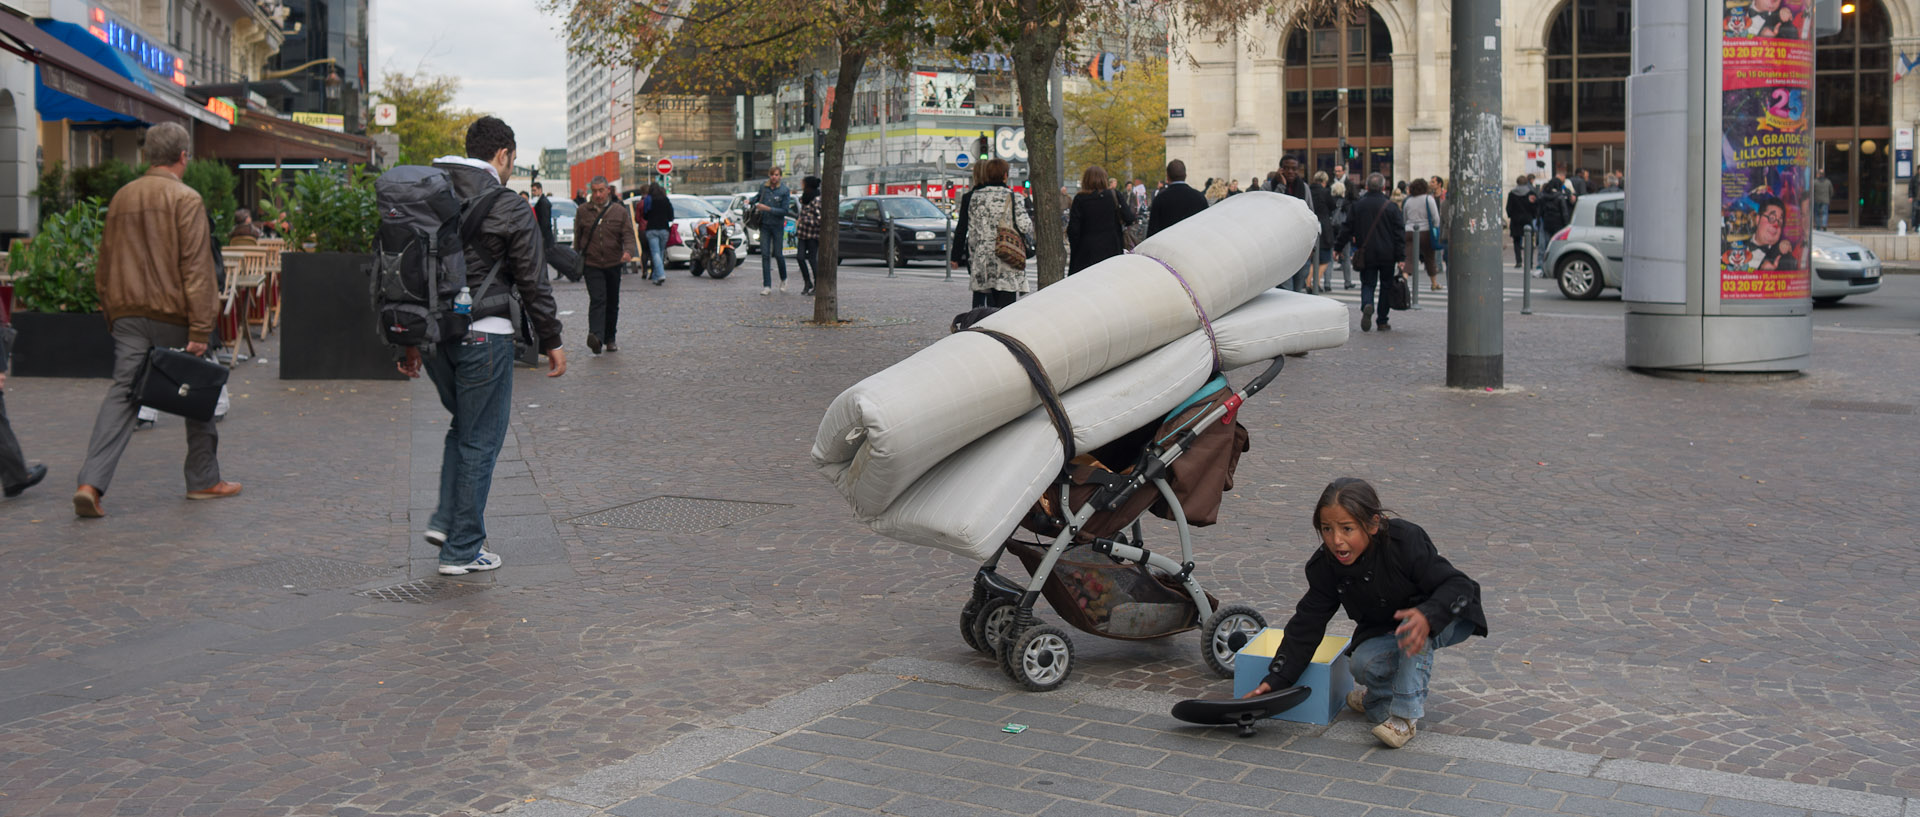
[
  {"xmin": 1389, "ymin": 272, "xmax": 1413, "ymax": 311},
  {"xmin": 134, "ymin": 347, "xmax": 229, "ymax": 422},
  {"xmin": 546, "ymin": 243, "xmax": 584, "ymax": 282}
]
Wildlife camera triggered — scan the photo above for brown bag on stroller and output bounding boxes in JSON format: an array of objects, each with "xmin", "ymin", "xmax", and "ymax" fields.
[{"xmin": 1020, "ymin": 379, "xmax": 1251, "ymax": 542}]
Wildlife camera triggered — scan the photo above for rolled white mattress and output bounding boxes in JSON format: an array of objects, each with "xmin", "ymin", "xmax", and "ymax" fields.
[
  {"xmin": 814, "ymin": 192, "xmax": 1319, "ymax": 518},
  {"xmin": 864, "ymin": 289, "xmax": 1349, "ymax": 561}
]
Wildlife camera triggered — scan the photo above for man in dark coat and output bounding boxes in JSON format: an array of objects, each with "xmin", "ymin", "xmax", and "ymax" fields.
[
  {"xmin": 1146, "ymin": 159, "xmax": 1208, "ymax": 237},
  {"xmin": 1505, "ymin": 175, "xmax": 1538, "ymax": 268},
  {"xmin": 1348, "ymin": 172, "xmax": 1406, "ymax": 333}
]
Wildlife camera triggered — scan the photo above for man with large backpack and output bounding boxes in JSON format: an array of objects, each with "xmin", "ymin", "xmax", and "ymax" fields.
[{"xmin": 389, "ymin": 116, "xmax": 567, "ymax": 576}]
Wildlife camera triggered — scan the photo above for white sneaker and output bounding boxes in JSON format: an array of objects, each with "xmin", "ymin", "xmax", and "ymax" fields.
[
  {"xmin": 1347, "ymin": 688, "xmax": 1367, "ymax": 715},
  {"xmin": 423, "ymin": 530, "xmax": 447, "ymax": 547},
  {"xmin": 779, "ymin": 281, "xmax": 788, "ymax": 293},
  {"xmin": 760, "ymin": 287, "xmax": 771, "ymax": 296},
  {"xmin": 438, "ymin": 549, "xmax": 502, "ymax": 575}
]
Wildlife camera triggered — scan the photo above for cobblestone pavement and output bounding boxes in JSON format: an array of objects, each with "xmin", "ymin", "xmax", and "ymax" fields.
[{"xmin": 0, "ymin": 259, "xmax": 1916, "ymax": 816}]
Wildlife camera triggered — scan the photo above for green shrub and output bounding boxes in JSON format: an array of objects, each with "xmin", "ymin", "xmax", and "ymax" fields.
[
  {"xmin": 6, "ymin": 198, "xmax": 108, "ymax": 313},
  {"xmin": 256, "ymin": 162, "xmax": 378, "ymax": 253},
  {"xmin": 32, "ymin": 160, "xmax": 147, "ymax": 229},
  {"xmin": 183, "ymin": 159, "xmax": 238, "ymax": 239}
]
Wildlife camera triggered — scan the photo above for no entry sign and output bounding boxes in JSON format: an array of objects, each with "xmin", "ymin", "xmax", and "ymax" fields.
[{"xmin": 656, "ymin": 158, "xmax": 674, "ymax": 175}]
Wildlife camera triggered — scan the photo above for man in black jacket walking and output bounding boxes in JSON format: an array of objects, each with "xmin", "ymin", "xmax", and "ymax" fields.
[
  {"xmin": 401, "ymin": 116, "xmax": 568, "ymax": 576},
  {"xmin": 1273, "ymin": 156, "xmax": 1317, "ymax": 291},
  {"xmin": 1146, "ymin": 159, "xmax": 1208, "ymax": 237},
  {"xmin": 1348, "ymin": 173, "xmax": 1406, "ymax": 332},
  {"xmin": 1505, "ymin": 176, "xmax": 1538, "ymax": 268}
]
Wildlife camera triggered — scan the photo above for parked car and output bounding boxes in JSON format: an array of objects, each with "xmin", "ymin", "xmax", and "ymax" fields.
[
  {"xmin": 625, "ymin": 193, "xmax": 747, "ymax": 270},
  {"xmin": 1542, "ymin": 191, "xmax": 1880, "ymax": 304},
  {"xmin": 837, "ymin": 195, "xmax": 953, "ymax": 266},
  {"xmin": 718, "ymin": 191, "xmax": 799, "ymax": 256},
  {"xmin": 550, "ymin": 198, "xmax": 577, "ymax": 246}
]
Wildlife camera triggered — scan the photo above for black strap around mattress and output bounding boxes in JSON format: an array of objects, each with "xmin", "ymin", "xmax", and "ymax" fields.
[{"xmin": 967, "ymin": 328, "xmax": 1076, "ymax": 463}]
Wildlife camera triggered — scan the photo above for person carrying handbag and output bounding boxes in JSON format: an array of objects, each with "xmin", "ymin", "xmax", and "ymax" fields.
[
  {"xmin": 1402, "ymin": 178, "xmax": 1443, "ymax": 292},
  {"xmin": 1065, "ymin": 165, "xmax": 1134, "ymax": 275},
  {"xmin": 1347, "ymin": 172, "xmax": 1407, "ymax": 333},
  {"xmin": 951, "ymin": 158, "xmax": 1034, "ymax": 308}
]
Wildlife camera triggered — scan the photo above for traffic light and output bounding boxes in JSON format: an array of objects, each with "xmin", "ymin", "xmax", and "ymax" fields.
[
  {"xmin": 1338, "ymin": 138, "xmax": 1356, "ymax": 165},
  {"xmin": 1021, "ymin": 179, "xmax": 1030, "ymax": 192},
  {"xmin": 976, "ymin": 133, "xmax": 990, "ymax": 161}
]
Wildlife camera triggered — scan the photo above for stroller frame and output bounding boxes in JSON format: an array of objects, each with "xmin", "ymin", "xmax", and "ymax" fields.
[{"xmin": 962, "ymin": 357, "xmax": 1289, "ymax": 691}]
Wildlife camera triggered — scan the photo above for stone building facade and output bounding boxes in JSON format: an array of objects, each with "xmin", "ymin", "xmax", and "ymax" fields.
[{"xmin": 1168, "ymin": 0, "xmax": 1920, "ymax": 228}]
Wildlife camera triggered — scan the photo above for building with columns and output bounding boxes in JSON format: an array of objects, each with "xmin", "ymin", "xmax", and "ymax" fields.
[{"xmin": 1168, "ymin": 0, "xmax": 1920, "ymax": 228}]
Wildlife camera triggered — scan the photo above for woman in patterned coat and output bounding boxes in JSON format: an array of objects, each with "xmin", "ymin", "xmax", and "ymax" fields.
[{"xmin": 950, "ymin": 158, "xmax": 1035, "ymax": 308}]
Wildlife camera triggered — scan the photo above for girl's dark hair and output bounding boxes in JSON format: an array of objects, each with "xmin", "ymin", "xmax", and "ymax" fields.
[
  {"xmin": 646, "ymin": 183, "xmax": 667, "ymax": 200},
  {"xmin": 1313, "ymin": 477, "xmax": 1391, "ymax": 532},
  {"xmin": 802, "ymin": 175, "xmax": 821, "ymax": 205}
]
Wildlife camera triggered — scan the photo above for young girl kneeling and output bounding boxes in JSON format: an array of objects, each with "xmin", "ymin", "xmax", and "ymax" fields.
[{"xmin": 1243, "ymin": 477, "xmax": 1487, "ymax": 748}]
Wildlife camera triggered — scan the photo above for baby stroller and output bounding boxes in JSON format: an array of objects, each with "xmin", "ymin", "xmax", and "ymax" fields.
[{"xmin": 958, "ymin": 356, "xmax": 1287, "ymax": 691}]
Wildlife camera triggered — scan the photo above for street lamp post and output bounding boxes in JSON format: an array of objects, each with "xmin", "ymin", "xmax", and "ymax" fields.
[{"xmin": 1446, "ymin": 0, "xmax": 1504, "ymax": 388}]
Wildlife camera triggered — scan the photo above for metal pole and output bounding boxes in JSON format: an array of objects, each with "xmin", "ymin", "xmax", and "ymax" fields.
[
  {"xmin": 886, "ymin": 213, "xmax": 896, "ymax": 277},
  {"xmin": 1446, "ymin": 0, "xmax": 1504, "ymax": 388},
  {"xmin": 1521, "ymin": 225, "xmax": 1533, "ymax": 315}
]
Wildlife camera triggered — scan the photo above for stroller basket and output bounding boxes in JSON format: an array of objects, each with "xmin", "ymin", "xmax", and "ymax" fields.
[{"xmin": 1005, "ymin": 540, "xmax": 1221, "ymax": 639}]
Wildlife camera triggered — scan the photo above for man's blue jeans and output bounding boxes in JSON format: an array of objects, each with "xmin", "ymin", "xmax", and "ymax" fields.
[
  {"xmin": 1814, "ymin": 203, "xmax": 1830, "ymax": 231},
  {"xmin": 761, "ymin": 226, "xmax": 788, "ymax": 287},
  {"xmin": 422, "ymin": 331, "xmax": 516, "ymax": 566},
  {"xmin": 1358, "ymin": 264, "xmax": 1396, "ymax": 325},
  {"xmin": 1349, "ymin": 619, "xmax": 1467, "ymax": 722},
  {"xmin": 645, "ymin": 229, "xmax": 668, "ymax": 281}
]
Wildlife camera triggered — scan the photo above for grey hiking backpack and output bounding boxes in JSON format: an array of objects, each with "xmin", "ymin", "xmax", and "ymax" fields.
[{"xmin": 370, "ymin": 165, "xmax": 509, "ymax": 350}]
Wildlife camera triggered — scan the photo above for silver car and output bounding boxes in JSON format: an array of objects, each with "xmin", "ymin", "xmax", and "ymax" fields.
[{"xmin": 1543, "ymin": 190, "xmax": 1881, "ymax": 304}]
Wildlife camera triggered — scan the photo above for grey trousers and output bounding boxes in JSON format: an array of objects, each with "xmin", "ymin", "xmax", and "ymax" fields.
[
  {"xmin": 0, "ymin": 389, "xmax": 28, "ymax": 488},
  {"xmin": 78, "ymin": 317, "xmax": 220, "ymax": 493}
]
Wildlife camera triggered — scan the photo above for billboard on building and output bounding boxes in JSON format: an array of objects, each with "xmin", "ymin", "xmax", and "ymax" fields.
[{"xmin": 913, "ymin": 72, "xmax": 975, "ymax": 116}]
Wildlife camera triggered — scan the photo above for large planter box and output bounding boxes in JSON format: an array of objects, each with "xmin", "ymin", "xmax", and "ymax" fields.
[
  {"xmin": 278, "ymin": 251, "xmax": 404, "ymax": 380},
  {"xmin": 9, "ymin": 311, "xmax": 115, "ymax": 378}
]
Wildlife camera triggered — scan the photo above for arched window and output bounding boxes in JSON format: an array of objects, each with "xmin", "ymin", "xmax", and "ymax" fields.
[
  {"xmin": 1815, "ymin": 0, "xmax": 1893, "ymax": 228},
  {"xmin": 1545, "ymin": 0, "xmax": 1632, "ymax": 177},
  {"xmin": 1282, "ymin": 8, "xmax": 1393, "ymax": 178}
]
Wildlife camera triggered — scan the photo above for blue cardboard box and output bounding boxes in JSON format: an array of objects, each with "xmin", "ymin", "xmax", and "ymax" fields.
[{"xmin": 1231, "ymin": 628, "xmax": 1353, "ymax": 725}]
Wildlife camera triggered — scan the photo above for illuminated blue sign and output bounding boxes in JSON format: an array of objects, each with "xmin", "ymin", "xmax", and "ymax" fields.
[{"xmin": 95, "ymin": 18, "xmax": 181, "ymax": 82}]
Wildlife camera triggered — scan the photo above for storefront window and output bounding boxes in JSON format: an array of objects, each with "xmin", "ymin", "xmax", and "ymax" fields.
[
  {"xmin": 1815, "ymin": 0, "xmax": 1893, "ymax": 228},
  {"xmin": 1282, "ymin": 8, "xmax": 1393, "ymax": 174},
  {"xmin": 1544, "ymin": 0, "xmax": 1631, "ymax": 176}
]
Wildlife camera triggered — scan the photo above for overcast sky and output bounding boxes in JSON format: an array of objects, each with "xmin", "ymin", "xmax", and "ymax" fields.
[{"xmin": 370, "ymin": 0, "xmax": 572, "ymax": 156}]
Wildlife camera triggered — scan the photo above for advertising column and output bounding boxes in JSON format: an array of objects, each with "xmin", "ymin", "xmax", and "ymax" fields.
[{"xmin": 1719, "ymin": 1, "xmax": 1816, "ymax": 302}]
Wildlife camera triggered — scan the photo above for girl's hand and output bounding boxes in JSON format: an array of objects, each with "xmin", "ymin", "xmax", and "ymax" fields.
[
  {"xmin": 1242, "ymin": 682, "xmax": 1272, "ymax": 699},
  {"xmin": 1393, "ymin": 608, "xmax": 1431, "ymax": 656}
]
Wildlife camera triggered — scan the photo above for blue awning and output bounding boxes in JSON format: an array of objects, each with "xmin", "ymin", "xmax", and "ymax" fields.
[{"xmin": 34, "ymin": 19, "xmax": 156, "ymax": 126}]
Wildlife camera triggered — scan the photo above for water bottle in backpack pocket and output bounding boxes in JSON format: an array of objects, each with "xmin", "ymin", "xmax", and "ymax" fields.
[{"xmin": 372, "ymin": 166, "xmax": 485, "ymax": 349}]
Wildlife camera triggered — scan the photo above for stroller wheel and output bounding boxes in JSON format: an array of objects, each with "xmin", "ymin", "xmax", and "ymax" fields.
[
  {"xmin": 1202, "ymin": 604, "xmax": 1268, "ymax": 679},
  {"xmin": 972, "ymin": 597, "xmax": 1018, "ymax": 658},
  {"xmin": 1003, "ymin": 625, "xmax": 1075, "ymax": 692},
  {"xmin": 959, "ymin": 597, "xmax": 985, "ymax": 653}
]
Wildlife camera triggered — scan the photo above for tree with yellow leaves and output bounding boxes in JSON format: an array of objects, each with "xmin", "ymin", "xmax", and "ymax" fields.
[
  {"xmin": 369, "ymin": 71, "xmax": 487, "ymax": 167},
  {"xmin": 1065, "ymin": 58, "xmax": 1167, "ymax": 189}
]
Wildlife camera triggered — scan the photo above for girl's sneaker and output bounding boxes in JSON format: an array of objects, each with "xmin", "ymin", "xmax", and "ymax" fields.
[
  {"xmin": 1347, "ymin": 688, "xmax": 1367, "ymax": 715},
  {"xmin": 1372, "ymin": 716, "xmax": 1416, "ymax": 749}
]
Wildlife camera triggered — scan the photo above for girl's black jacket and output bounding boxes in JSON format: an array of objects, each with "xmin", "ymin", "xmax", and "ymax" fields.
[{"xmin": 1261, "ymin": 518, "xmax": 1487, "ymax": 691}]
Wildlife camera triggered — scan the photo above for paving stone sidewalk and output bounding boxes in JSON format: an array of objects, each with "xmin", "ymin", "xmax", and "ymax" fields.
[
  {"xmin": 0, "ymin": 262, "xmax": 1916, "ymax": 816},
  {"xmin": 509, "ymin": 660, "xmax": 1916, "ymax": 817}
]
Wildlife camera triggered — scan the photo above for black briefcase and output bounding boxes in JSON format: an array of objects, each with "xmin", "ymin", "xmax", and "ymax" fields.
[
  {"xmin": 134, "ymin": 347, "xmax": 229, "ymax": 422},
  {"xmin": 546, "ymin": 243, "xmax": 584, "ymax": 282}
]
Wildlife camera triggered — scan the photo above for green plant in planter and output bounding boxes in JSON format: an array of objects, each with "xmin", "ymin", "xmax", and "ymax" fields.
[
  {"xmin": 31, "ymin": 160, "xmax": 146, "ymax": 228},
  {"xmin": 7, "ymin": 198, "xmax": 108, "ymax": 313},
  {"xmin": 183, "ymin": 159, "xmax": 238, "ymax": 239},
  {"xmin": 256, "ymin": 162, "xmax": 378, "ymax": 253}
]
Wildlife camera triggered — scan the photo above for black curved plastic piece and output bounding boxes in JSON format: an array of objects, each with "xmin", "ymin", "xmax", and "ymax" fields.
[{"xmin": 1169, "ymin": 686, "xmax": 1313, "ymax": 737}]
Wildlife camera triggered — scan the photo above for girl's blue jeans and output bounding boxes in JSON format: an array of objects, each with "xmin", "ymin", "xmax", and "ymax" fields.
[{"xmin": 1349, "ymin": 619, "xmax": 1467, "ymax": 723}]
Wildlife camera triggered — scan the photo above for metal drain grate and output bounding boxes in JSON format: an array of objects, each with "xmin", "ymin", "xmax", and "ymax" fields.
[
  {"xmin": 565, "ymin": 495, "xmax": 786, "ymax": 533},
  {"xmin": 1808, "ymin": 399, "xmax": 1915, "ymax": 416},
  {"xmin": 210, "ymin": 556, "xmax": 398, "ymax": 590},
  {"xmin": 358, "ymin": 578, "xmax": 493, "ymax": 604}
]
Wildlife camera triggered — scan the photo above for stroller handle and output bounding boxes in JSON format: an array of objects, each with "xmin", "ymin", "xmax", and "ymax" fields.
[{"xmin": 1241, "ymin": 357, "xmax": 1286, "ymax": 398}]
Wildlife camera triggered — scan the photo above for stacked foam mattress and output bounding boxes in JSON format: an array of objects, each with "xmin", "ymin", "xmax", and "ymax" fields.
[{"xmin": 812, "ymin": 192, "xmax": 1351, "ymax": 561}]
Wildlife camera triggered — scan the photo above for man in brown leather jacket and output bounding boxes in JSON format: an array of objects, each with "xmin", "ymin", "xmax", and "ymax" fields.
[
  {"xmin": 573, "ymin": 175, "xmax": 637, "ymax": 354},
  {"xmin": 73, "ymin": 122, "xmax": 240, "ymax": 518}
]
